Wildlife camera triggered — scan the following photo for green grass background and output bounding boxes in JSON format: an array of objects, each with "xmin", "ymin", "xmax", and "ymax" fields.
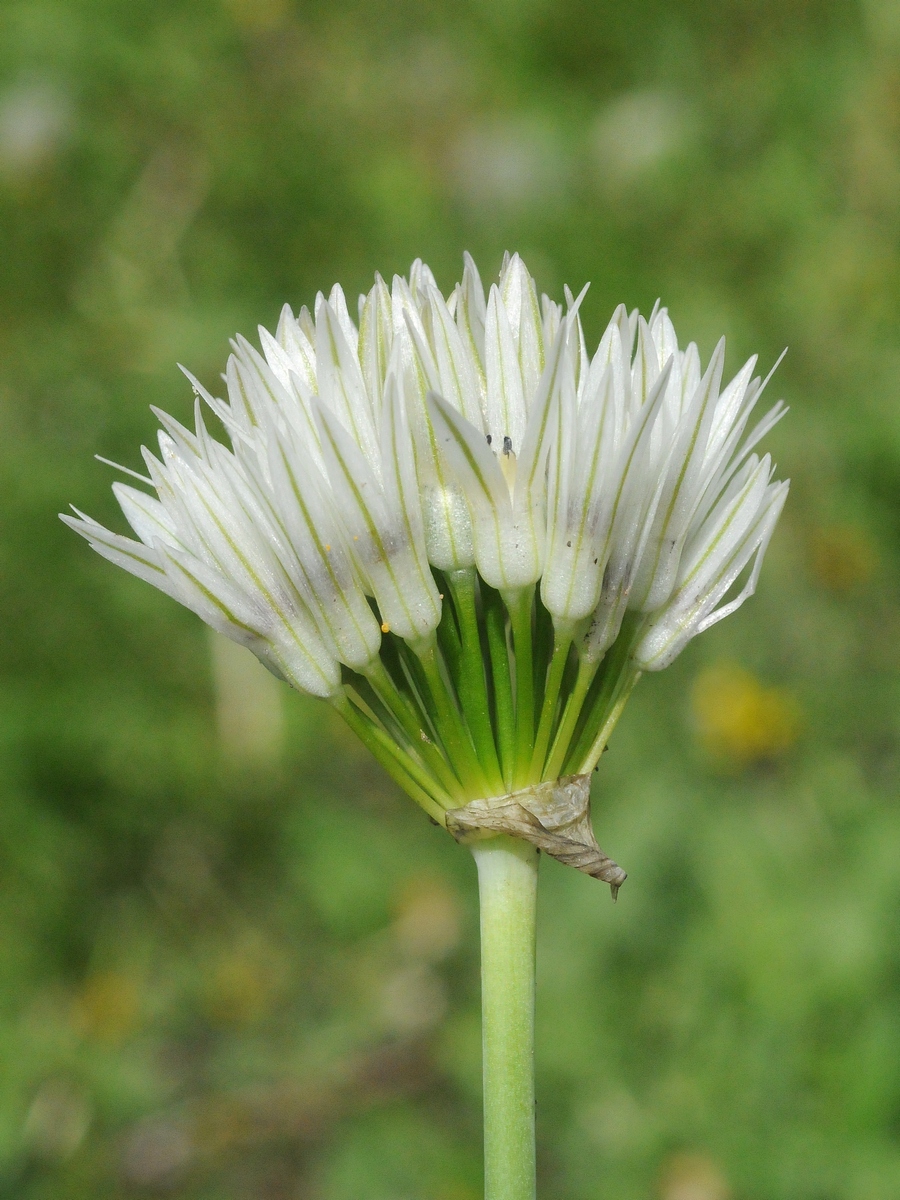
[{"xmin": 1, "ymin": 0, "xmax": 900, "ymax": 1196}]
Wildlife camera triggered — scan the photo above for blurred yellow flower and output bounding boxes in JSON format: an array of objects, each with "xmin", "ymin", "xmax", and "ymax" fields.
[
  {"xmin": 71, "ymin": 970, "xmax": 140, "ymax": 1044},
  {"xmin": 658, "ymin": 1151, "xmax": 730, "ymax": 1200},
  {"xmin": 222, "ymin": 0, "xmax": 289, "ymax": 33},
  {"xmin": 691, "ymin": 662, "xmax": 799, "ymax": 767},
  {"xmin": 810, "ymin": 523, "xmax": 876, "ymax": 592},
  {"xmin": 205, "ymin": 944, "xmax": 285, "ymax": 1027}
]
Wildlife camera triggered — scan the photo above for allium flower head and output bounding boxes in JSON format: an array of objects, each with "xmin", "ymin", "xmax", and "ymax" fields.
[{"xmin": 64, "ymin": 253, "xmax": 787, "ymax": 871}]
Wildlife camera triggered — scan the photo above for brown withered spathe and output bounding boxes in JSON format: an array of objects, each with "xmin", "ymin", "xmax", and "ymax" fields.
[{"xmin": 446, "ymin": 774, "xmax": 626, "ymax": 899}]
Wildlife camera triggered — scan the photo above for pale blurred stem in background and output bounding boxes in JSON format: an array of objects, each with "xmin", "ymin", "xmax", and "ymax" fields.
[{"xmin": 472, "ymin": 835, "xmax": 539, "ymax": 1200}]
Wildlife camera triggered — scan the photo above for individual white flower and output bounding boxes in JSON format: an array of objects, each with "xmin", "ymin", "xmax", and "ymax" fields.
[
  {"xmin": 541, "ymin": 302, "xmax": 669, "ymax": 634},
  {"xmin": 427, "ymin": 254, "xmax": 581, "ymax": 594},
  {"xmin": 633, "ymin": 453, "xmax": 788, "ymax": 671}
]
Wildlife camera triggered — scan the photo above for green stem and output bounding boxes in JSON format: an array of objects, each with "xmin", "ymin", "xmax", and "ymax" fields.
[
  {"xmin": 415, "ymin": 635, "xmax": 489, "ymax": 797},
  {"xmin": 531, "ymin": 593, "xmax": 555, "ymax": 721},
  {"xmin": 364, "ymin": 657, "xmax": 465, "ymax": 801},
  {"xmin": 542, "ymin": 655, "xmax": 600, "ymax": 782},
  {"xmin": 569, "ymin": 665, "xmax": 641, "ymax": 776},
  {"xmin": 529, "ymin": 625, "xmax": 574, "ymax": 780},
  {"xmin": 484, "ymin": 589, "xmax": 516, "ymax": 790},
  {"xmin": 392, "ymin": 635, "xmax": 441, "ymax": 729},
  {"xmin": 447, "ymin": 569, "xmax": 503, "ymax": 793},
  {"xmin": 505, "ymin": 587, "xmax": 535, "ymax": 789},
  {"xmin": 436, "ymin": 577, "xmax": 463, "ymax": 682},
  {"xmin": 331, "ymin": 692, "xmax": 450, "ymax": 823},
  {"xmin": 563, "ymin": 615, "xmax": 646, "ymax": 775},
  {"xmin": 471, "ymin": 835, "xmax": 538, "ymax": 1200}
]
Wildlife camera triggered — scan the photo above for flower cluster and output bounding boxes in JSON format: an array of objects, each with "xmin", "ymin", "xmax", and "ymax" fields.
[{"xmin": 64, "ymin": 254, "xmax": 787, "ymax": 820}]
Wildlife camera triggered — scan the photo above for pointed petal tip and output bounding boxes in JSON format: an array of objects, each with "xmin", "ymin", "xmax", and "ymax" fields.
[{"xmin": 568, "ymin": 281, "xmax": 590, "ymax": 314}]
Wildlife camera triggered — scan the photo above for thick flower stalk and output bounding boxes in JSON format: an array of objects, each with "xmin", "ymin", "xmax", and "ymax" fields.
[{"xmin": 64, "ymin": 253, "xmax": 788, "ymax": 1200}]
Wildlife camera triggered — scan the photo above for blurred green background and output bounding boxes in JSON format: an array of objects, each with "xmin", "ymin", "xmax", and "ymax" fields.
[{"xmin": 1, "ymin": 0, "xmax": 899, "ymax": 1196}]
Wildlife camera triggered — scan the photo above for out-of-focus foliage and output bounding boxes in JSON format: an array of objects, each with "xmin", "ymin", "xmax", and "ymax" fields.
[{"xmin": 1, "ymin": 0, "xmax": 899, "ymax": 1196}]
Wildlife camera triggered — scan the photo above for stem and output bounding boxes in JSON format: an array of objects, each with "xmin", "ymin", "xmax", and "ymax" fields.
[
  {"xmin": 415, "ymin": 635, "xmax": 489, "ymax": 797},
  {"xmin": 542, "ymin": 655, "xmax": 599, "ymax": 782},
  {"xmin": 436, "ymin": 578, "xmax": 463, "ymax": 682},
  {"xmin": 472, "ymin": 836, "xmax": 538, "ymax": 1200},
  {"xmin": 505, "ymin": 587, "xmax": 536, "ymax": 789},
  {"xmin": 364, "ymin": 657, "xmax": 465, "ymax": 801},
  {"xmin": 447, "ymin": 569, "xmax": 504, "ymax": 793},
  {"xmin": 529, "ymin": 625, "xmax": 574, "ymax": 780},
  {"xmin": 564, "ymin": 615, "xmax": 646, "ymax": 774},
  {"xmin": 570, "ymin": 666, "xmax": 641, "ymax": 776},
  {"xmin": 484, "ymin": 588, "xmax": 516, "ymax": 790},
  {"xmin": 530, "ymin": 593, "xmax": 555, "ymax": 721},
  {"xmin": 330, "ymin": 692, "xmax": 450, "ymax": 823}
]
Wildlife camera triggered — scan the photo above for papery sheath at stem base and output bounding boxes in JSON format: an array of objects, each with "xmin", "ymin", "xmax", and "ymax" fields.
[{"xmin": 447, "ymin": 774, "xmax": 626, "ymax": 899}]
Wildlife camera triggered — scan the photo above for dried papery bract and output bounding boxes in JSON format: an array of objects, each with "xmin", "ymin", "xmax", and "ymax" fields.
[{"xmin": 64, "ymin": 252, "xmax": 787, "ymax": 1200}]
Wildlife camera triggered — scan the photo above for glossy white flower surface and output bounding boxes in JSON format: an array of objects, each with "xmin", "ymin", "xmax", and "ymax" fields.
[{"xmin": 64, "ymin": 253, "xmax": 787, "ymax": 815}]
